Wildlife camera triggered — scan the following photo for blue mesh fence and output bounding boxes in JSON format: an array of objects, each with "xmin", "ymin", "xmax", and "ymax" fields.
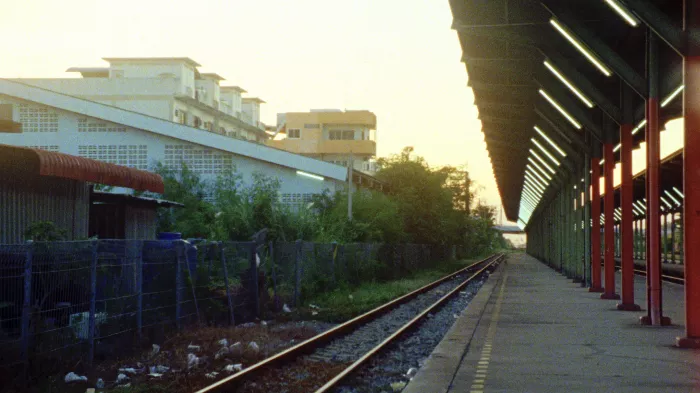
[{"xmin": 0, "ymin": 239, "xmax": 453, "ymax": 383}]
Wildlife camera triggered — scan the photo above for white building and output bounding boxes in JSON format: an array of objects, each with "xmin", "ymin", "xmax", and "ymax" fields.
[
  {"xmin": 9, "ymin": 57, "xmax": 269, "ymax": 143},
  {"xmin": 0, "ymin": 79, "xmax": 349, "ymax": 207}
]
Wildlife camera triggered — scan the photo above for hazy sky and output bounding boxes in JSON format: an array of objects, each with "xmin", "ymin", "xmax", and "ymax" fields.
[{"xmin": 0, "ymin": 0, "xmax": 506, "ymax": 216}]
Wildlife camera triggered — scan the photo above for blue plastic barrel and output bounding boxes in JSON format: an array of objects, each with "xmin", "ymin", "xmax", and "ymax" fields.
[{"xmin": 157, "ymin": 232, "xmax": 182, "ymax": 241}]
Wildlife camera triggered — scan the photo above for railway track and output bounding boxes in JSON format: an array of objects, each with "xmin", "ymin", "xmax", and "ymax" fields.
[
  {"xmin": 632, "ymin": 267, "xmax": 685, "ymax": 285},
  {"xmin": 195, "ymin": 253, "xmax": 505, "ymax": 393}
]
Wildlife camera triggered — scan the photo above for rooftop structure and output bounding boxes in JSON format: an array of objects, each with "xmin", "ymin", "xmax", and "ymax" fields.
[{"xmin": 10, "ymin": 57, "xmax": 268, "ymax": 143}]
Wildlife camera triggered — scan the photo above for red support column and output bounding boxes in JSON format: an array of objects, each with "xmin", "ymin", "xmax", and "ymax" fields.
[
  {"xmin": 678, "ymin": 0, "xmax": 700, "ymax": 346},
  {"xmin": 617, "ymin": 120, "xmax": 640, "ymax": 310},
  {"xmin": 590, "ymin": 158, "xmax": 603, "ymax": 292},
  {"xmin": 641, "ymin": 32, "xmax": 668, "ymax": 326},
  {"xmin": 601, "ymin": 143, "xmax": 620, "ymax": 299}
]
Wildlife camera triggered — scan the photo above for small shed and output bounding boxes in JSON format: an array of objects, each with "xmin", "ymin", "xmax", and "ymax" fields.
[
  {"xmin": 89, "ymin": 191, "xmax": 183, "ymax": 240},
  {"xmin": 0, "ymin": 144, "xmax": 164, "ymax": 243}
]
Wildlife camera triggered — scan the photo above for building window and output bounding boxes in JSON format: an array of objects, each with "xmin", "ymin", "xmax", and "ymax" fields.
[
  {"xmin": 194, "ymin": 116, "xmax": 202, "ymax": 128},
  {"xmin": 164, "ymin": 144, "xmax": 234, "ymax": 175},
  {"xmin": 18, "ymin": 104, "xmax": 58, "ymax": 132},
  {"xmin": 204, "ymin": 121, "xmax": 213, "ymax": 131},
  {"xmin": 304, "ymin": 123, "xmax": 320, "ymax": 129},
  {"xmin": 28, "ymin": 145, "xmax": 59, "ymax": 152},
  {"xmin": 280, "ymin": 193, "xmax": 315, "ymax": 209},
  {"xmin": 288, "ymin": 128, "xmax": 301, "ymax": 139},
  {"xmin": 78, "ymin": 145, "xmax": 148, "ymax": 170},
  {"xmin": 78, "ymin": 117, "xmax": 126, "ymax": 132},
  {"xmin": 329, "ymin": 130, "xmax": 354, "ymax": 140},
  {"xmin": 331, "ymin": 160, "xmax": 348, "ymax": 167}
]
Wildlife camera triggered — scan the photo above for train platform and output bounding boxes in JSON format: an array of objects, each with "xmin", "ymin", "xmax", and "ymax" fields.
[{"xmin": 403, "ymin": 253, "xmax": 700, "ymax": 393}]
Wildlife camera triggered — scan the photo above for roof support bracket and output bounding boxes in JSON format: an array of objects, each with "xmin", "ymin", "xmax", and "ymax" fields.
[{"xmin": 616, "ymin": 0, "xmax": 686, "ymax": 56}]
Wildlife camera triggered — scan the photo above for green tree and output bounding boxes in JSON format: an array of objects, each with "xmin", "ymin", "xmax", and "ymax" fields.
[
  {"xmin": 312, "ymin": 190, "xmax": 406, "ymax": 243},
  {"xmin": 154, "ymin": 163, "xmax": 216, "ymax": 238},
  {"xmin": 375, "ymin": 147, "xmax": 459, "ymax": 244}
]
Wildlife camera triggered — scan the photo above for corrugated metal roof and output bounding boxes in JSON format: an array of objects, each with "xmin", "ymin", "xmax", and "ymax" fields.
[
  {"xmin": 0, "ymin": 144, "xmax": 164, "ymax": 193},
  {"xmin": 91, "ymin": 191, "xmax": 184, "ymax": 208}
]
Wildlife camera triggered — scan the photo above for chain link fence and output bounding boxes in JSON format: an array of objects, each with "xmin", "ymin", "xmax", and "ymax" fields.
[{"xmin": 0, "ymin": 239, "xmax": 455, "ymax": 383}]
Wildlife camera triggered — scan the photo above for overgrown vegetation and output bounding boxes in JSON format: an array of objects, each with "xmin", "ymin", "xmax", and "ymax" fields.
[
  {"xmin": 23, "ymin": 221, "xmax": 68, "ymax": 241},
  {"xmin": 150, "ymin": 147, "xmax": 506, "ymax": 257},
  {"xmin": 305, "ymin": 255, "xmax": 488, "ymax": 322}
]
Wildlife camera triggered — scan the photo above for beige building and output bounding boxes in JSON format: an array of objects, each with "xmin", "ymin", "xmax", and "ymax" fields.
[{"xmin": 266, "ymin": 109, "xmax": 378, "ymax": 174}]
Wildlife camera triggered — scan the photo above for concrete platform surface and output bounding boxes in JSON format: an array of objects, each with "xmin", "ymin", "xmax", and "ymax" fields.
[{"xmin": 404, "ymin": 253, "xmax": 700, "ymax": 393}]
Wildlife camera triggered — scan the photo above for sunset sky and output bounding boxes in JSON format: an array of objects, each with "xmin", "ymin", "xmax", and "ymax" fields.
[
  {"xmin": 0, "ymin": 1, "xmax": 684, "ymax": 225},
  {"xmin": 0, "ymin": 1, "xmax": 500, "ymax": 212}
]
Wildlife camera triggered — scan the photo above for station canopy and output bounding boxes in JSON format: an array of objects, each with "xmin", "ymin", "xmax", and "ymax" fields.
[{"xmin": 449, "ymin": 0, "xmax": 685, "ymax": 222}]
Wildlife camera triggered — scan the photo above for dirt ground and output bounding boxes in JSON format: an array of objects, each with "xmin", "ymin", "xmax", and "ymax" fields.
[{"xmin": 14, "ymin": 320, "xmax": 334, "ymax": 393}]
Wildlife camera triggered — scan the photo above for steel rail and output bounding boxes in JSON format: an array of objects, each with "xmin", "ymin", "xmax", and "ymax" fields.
[
  {"xmin": 195, "ymin": 253, "xmax": 503, "ymax": 393},
  {"xmin": 313, "ymin": 253, "xmax": 505, "ymax": 393},
  {"xmin": 632, "ymin": 268, "xmax": 685, "ymax": 285},
  {"xmin": 601, "ymin": 261, "xmax": 685, "ymax": 285}
]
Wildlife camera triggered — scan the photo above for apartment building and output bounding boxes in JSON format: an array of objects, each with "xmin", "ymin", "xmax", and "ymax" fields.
[
  {"xmin": 267, "ymin": 109, "xmax": 378, "ymax": 174},
  {"xmin": 9, "ymin": 57, "xmax": 268, "ymax": 143}
]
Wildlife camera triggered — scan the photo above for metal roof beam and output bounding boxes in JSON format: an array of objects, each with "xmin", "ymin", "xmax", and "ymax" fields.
[
  {"xmin": 615, "ymin": 0, "xmax": 685, "ymax": 56},
  {"xmin": 469, "ymin": 81, "xmax": 534, "ymax": 92},
  {"xmin": 541, "ymin": 1, "xmax": 648, "ymax": 97},
  {"xmin": 535, "ymin": 76, "xmax": 603, "ymax": 142},
  {"xmin": 462, "ymin": 56, "xmax": 538, "ymax": 67},
  {"xmin": 479, "ymin": 111, "xmax": 535, "ymax": 123},
  {"xmin": 457, "ymin": 21, "xmax": 624, "ymax": 123},
  {"xmin": 535, "ymin": 105, "xmax": 589, "ymax": 156},
  {"xmin": 479, "ymin": 116, "xmax": 533, "ymax": 126},
  {"xmin": 477, "ymin": 102, "xmax": 532, "ymax": 112},
  {"xmin": 464, "ymin": 57, "xmax": 538, "ymax": 74},
  {"xmin": 473, "ymin": 95, "xmax": 535, "ymax": 107},
  {"xmin": 532, "ymin": 123, "xmax": 582, "ymax": 163},
  {"xmin": 453, "ymin": 22, "xmax": 541, "ymax": 47},
  {"xmin": 483, "ymin": 137, "xmax": 532, "ymax": 151},
  {"xmin": 543, "ymin": 51, "xmax": 623, "ymax": 124}
]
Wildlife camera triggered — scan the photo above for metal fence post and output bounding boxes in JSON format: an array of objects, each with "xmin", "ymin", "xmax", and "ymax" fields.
[
  {"xmin": 21, "ymin": 242, "xmax": 33, "ymax": 373},
  {"xmin": 220, "ymin": 243, "xmax": 235, "ymax": 325},
  {"xmin": 393, "ymin": 244, "xmax": 401, "ymax": 279},
  {"xmin": 184, "ymin": 243, "xmax": 201, "ymax": 325},
  {"xmin": 249, "ymin": 242, "xmax": 259, "ymax": 319},
  {"xmin": 330, "ymin": 241, "xmax": 338, "ymax": 285},
  {"xmin": 268, "ymin": 241, "xmax": 279, "ymax": 311},
  {"xmin": 338, "ymin": 244, "xmax": 345, "ymax": 283},
  {"xmin": 136, "ymin": 241, "xmax": 144, "ymax": 342},
  {"xmin": 294, "ymin": 240, "xmax": 302, "ymax": 307},
  {"xmin": 175, "ymin": 241, "xmax": 183, "ymax": 330},
  {"xmin": 88, "ymin": 240, "xmax": 98, "ymax": 366}
]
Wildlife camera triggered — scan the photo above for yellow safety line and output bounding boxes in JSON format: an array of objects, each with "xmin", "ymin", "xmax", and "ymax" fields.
[{"xmin": 470, "ymin": 271, "xmax": 508, "ymax": 393}]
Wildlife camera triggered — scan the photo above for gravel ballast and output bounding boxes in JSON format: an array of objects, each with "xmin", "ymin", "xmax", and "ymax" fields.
[{"xmin": 332, "ymin": 270, "xmax": 493, "ymax": 393}]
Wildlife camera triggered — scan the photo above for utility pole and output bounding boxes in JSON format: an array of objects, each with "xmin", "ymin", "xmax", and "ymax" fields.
[{"xmin": 347, "ymin": 151, "xmax": 353, "ymax": 220}]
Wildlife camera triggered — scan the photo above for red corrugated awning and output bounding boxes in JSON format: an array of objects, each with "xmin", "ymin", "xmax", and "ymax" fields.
[{"xmin": 0, "ymin": 144, "xmax": 164, "ymax": 193}]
